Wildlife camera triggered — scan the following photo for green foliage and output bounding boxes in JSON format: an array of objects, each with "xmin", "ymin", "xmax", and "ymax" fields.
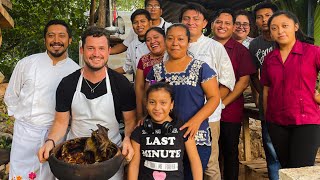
[
  {"xmin": 0, "ymin": 0, "xmax": 91, "ymax": 80},
  {"xmin": 315, "ymin": 4, "xmax": 320, "ymax": 46},
  {"xmin": 115, "ymin": 0, "xmax": 144, "ymax": 11},
  {"xmin": 0, "ymin": 136, "xmax": 12, "ymax": 150}
]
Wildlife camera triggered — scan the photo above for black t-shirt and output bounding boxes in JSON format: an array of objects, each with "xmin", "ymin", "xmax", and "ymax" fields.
[
  {"xmin": 55, "ymin": 68, "xmax": 136, "ymax": 122},
  {"xmin": 131, "ymin": 119, "xmax": 187, "ymax": 180},
  {"xmin": 249, "ymin": 35, "xmax": 275, "ymax": 70}
]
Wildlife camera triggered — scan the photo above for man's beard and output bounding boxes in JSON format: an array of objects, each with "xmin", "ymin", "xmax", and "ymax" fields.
[
  {"xmin": 84, "ymin": 59, "xmax": 106, "ymax": 71},
  {"xmin": 48, "ymin": 43, "xmax": 68, "ymax": 58},
  {"xmin": 48, "ymin": 49, "xmax": 67, "ymax": 58}
]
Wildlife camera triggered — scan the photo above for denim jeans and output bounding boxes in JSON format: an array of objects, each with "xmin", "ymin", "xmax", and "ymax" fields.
[{"xmin": 259, "ymin": 100, "xmax": 281, "ymax": 180}]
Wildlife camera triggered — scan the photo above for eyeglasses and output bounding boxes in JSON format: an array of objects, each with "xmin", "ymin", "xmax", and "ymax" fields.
[
  {"xmin": 235, "ymin": 22, "xmax": 250, "ymax": 29},
  {"xmin": 146, "ymin": 4, "xmax": 161, "ymax": 9}
]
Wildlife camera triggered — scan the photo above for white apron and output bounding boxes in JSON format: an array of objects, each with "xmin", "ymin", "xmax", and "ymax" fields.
[
  {"xmin": 9, "ymin": 121, "xmax": 55, "ymax": 180},
  {"xmin": 67, "ymin": 69, "xmax": 123, "ymax": 180}
]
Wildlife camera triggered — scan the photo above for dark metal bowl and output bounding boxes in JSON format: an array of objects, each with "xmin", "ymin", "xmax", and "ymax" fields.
[
  {"xmin": 48, "ymin": 137, "xmax": 124, "ymax": 180},
  {"xmin": 0, "ymin": 149, "xmax": 10, "ymax": 165}
]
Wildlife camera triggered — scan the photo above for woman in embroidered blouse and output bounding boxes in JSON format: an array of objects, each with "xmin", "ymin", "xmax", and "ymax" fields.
[
  {"xmin": 146, "ymin": 23, "xmax": 220, "ymax": 179},
  {"xmin": 136, "ymin": 27, "xmax": 166, "ymax": 120},
  {"xmin": 261, "ymin": 11, "xmax": 320, "ymax": 169}
]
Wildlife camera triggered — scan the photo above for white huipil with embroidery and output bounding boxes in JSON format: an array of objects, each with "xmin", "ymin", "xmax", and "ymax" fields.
[
  {"xmin": 4, "ymin": 52, "xmax": 79, "ymax": 180},
  {"xmin": 66, "ymin": 68, "xmax": 123, "ymax": 179}
]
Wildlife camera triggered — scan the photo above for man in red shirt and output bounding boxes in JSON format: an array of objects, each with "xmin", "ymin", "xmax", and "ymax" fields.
[{"xmin": 211, "ymin": 9, "xmax": 256, "ymax": 180}]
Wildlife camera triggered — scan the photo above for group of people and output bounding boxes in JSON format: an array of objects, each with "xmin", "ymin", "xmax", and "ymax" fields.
[{"xmin": 4, "ymin": 0, "xmax": 320, "ymax": 180}]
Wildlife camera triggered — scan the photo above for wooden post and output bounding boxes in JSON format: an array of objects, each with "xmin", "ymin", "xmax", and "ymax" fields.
[
  {"xmin": 97, "ymin": 0, "xmax": 106, "ymax": 28},
  {"xmin": 89, "ymin": 0, "xmax": 96, "ymax": 26},
  {"xmin": 0, "ymin": 0, "xmax": 14, "ymax": 47},
  {"xmin": 243, "ymin": 114, "xmax": 251, "ymax": 161}
]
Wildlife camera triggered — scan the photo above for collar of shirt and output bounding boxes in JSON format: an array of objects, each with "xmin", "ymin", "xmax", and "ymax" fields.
[
  {"xmin": 269, "ymin": 40, "xmax": 303, "ymax": 59},
  {"xmin": 224, "ymin": 38, "xmax": 237, "ymax": 50},
  {"xmin": 45, "ymin": 50, "xmax": 69, "ymax": 65},
  {"xmin": 158, "ymin": 17, "xmax": 165, "ymax": 28},
  {"xmin": 189, "ymin": 34, "xmax": 206, "ymax": 45}
]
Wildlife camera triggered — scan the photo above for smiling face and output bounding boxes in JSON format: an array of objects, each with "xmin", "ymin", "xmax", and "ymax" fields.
[
  {"xmin": 212, "ymin": 13, "xmax": 234, "ymax": 43},
  {"xmin": 132, "ymin": 14, "xmax": 151, "ymax": 39},
  {"xmin": 45, "ymin": 24, "xmax": 71, "ymax": 61},
  {"xmin": 256, "ymin": 8, "xmax": 274, "ymax": 32},
  {"xmin": 165, "ymin": 26, "xmax": 189, "ymax": 60},
  {"xmin": 81, "ymin": 36, "xmax": 111, "ymax": 71},
  {"xmin": 181, "ymin": 10, "xmax": 207, "ymax": 41},
  {"xmin": 146, "ymin": 29, "xmax": 166, "ymax": 56},
  {"xmin": 233, "ymin": 15, "xmax": 251, "ymax": 41},
  {"xmin": 269, "ymin": 14, "xmax": 298, "ymax": 46},
  {"xmin": 146, "ymin": 88, "xmax": 174, "ymax": 124}
]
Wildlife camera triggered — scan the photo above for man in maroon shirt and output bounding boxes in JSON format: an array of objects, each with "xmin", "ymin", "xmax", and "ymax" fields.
[{"xmin": 211, "ymin": 9, "xmax": 256, "ymax": 180}]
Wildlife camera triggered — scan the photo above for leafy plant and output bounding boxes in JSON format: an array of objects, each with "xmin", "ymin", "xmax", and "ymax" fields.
[{"xmin": 0, "ymin": 136, "xmax": 12, "ymax": 150}]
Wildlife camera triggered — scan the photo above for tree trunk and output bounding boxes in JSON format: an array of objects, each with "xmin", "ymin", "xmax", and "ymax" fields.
[
  {"xmin": 89, "ymin": 0, "xmax": 96, "ymax": 26},
  {"xmin": 97, "ymin": 0, "xmax": 106, "ymax": 28}
]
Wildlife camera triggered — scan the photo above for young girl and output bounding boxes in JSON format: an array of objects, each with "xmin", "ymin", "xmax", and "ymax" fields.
[{"xmin": 128, "ymin": 82, "xmax": 203, "ymax": 180}]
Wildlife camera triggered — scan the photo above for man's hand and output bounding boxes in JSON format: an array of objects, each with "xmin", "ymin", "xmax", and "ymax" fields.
[
  {"xmin": 122, "ymin": 136, "xmax": 134, "ymax": 162},
  {"xmin": 38, "ymin": 141, "xmax": 55, "ymax": 163}
]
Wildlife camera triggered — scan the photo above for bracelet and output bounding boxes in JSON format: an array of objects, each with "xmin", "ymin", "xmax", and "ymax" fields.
[{"xmin": 45, "ymin": 138, "xmax": 56, "ymax": 148}]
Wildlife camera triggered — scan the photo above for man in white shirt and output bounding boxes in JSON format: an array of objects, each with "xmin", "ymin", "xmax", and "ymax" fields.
[
  {"xmin": 114, "ymin": 9, "xmax": 151, "ymax": 74},
  {"xmin": 179, "ymin": 3, "xmax": 235, "ymax": 180},
  {"xmin": 4, "ymin": 20, "xmax": 79, "ymax": 180},
  {"xmin": 111, "ymin": 0, "xmax": 172, "ymax": 55}
]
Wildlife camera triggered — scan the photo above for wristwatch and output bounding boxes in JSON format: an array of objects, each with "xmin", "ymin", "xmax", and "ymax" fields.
[{"xmin": 221, "ymin": 103, "xmax": 225, "ymax": 109}]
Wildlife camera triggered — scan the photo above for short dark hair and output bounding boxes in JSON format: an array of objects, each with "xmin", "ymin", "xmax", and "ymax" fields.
[
  {"xmin": 166, "ymin": 23, "xmax": 191, "ymax": 42},
  {"xmin": 235, "ymin": 9, "xmax": 253, "ymax": 26},
  {"xmin": 253, "ymin": 2, "xmax": 279, "ymax": 19},
  {"xmin": 43, "ymin": 19, "xmax": 72, "ymax": 38},
  {"xmin": 211, "ymin": 8, "xmax": 235, "ymax": 24},
  {"xmin": 145, "ymin": 27, "xmax": 165, "ymax": 40},
  {"xmin": 144, "ymin": 0, "xmax": 163, "ymax": 9},
  {"xmin": 268, "ymin": 10, "xmax": 314, "ymax": 45},
  {"xmin": 130, "ymin": 9, "xmax": 151, "ymax": 23},
  {"xmin": 179, "ymin": 2, "xmax": 208, "ymax": 22},
  {"xmin": 81, "ymin": 26, "xmax": 110, "ymax": 47}
]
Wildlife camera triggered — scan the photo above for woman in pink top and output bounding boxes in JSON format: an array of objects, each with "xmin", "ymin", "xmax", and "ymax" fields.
[
  {"xmin": 135, "ymin": 27, "xmax": 166, "ymax": 120},
  {"xmin": 261, "ymin": 11, "xmax": 320, "ymax": 169}
]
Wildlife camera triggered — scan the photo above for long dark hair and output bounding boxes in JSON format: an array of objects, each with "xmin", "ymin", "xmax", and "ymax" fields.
[{"xmin": 268, "ymin": 10, "xmax": 314, "ymax": 45}]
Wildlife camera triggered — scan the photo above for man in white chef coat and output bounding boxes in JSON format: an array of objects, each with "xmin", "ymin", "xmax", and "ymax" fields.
[
  {"xmin": 4, "ymin": 19, "xmax": 80, "ymax": 180},
  {"xmin": 38, "ymin": 26, "xmax": 136, "ymax": 180}
]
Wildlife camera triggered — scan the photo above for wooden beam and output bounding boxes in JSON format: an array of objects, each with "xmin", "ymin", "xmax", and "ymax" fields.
[
  {"xmin": 1, "ymin": 0, "xmax": 13, "ymax": 10},
  {"xmin": 0, "ymin": 3, "xmax": 14, "ymax": 28}
]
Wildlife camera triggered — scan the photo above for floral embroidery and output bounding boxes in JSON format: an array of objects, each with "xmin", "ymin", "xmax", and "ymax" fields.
[
  {"xmin": 28, "ymin": 172, "xmax": 37, "ymax": 180},
  {"xmin": 202, "ymin": 74, "xmax": 215, "ymax": 83},
  {"xmin": 141, "ymin": 53, "xmax": 163, "ymax": 70},
  {"xmin": 12, "ymin": 171, "xmax": 37, "ymax": 180},
  {"xmin": 153, "ymin": 59, "xmax": 205, "ymax": 87}
]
